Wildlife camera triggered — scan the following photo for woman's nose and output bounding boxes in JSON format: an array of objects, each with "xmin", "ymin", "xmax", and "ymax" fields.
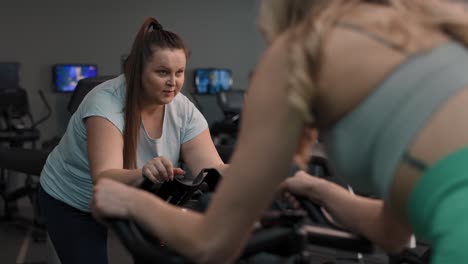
[{"xmin": 166, "ymin": 77, "xmax": 175, "ymax": 86}]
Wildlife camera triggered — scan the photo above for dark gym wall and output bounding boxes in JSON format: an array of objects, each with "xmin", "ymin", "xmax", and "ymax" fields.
[{"xmin": 0, "ymin": 0, "xmax": 264, "ymax": 144}]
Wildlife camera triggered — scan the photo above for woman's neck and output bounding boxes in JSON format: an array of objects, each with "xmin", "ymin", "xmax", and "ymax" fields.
[
  {"xmin": 140, "ymin": 99, "xmax": 164, "ymax": 116},
  {"xmin": 140, "ymin": 101, "xmax": 165, "ymax": 139}
]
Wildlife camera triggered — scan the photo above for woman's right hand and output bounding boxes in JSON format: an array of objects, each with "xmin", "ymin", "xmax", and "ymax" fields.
[
  {"xmin": 142, "ymin": 156, "xmax": 185, "ymax": 183},
  {"xmin": 92, "ymin": 178, "xmax": 138, "ymax": 220},
  {"xmin": 280, "ymin": 170, "xmax": 328, "ymax": 203}
]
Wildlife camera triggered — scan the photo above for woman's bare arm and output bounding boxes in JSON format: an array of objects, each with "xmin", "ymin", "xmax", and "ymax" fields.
[
  {"xmin": 86, "ymin": 116, "xmax": 142, "ymax": 185},
  {"xmin": 110, "ymin": 32, "xmax": 307, "ymax": 263},
  {"xmin": 181, "ymin": 128, "xmax": 224, "ymax": 176},
  {"xmin": 298, "ymin": 175, "xmax": 413, "ymax": 254}
]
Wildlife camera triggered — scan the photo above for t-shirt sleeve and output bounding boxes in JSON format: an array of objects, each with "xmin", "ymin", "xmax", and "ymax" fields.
[
  {"xmin": 78, "ymin": 88, "xmax": 125, "ymax": 134},
  {"xmin": 181, "ymin": 96, "xmax": 208, "ymax": 144}
]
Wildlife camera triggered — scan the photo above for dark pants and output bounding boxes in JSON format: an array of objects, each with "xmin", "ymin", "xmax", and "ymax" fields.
[{"xmin": 38, "ymin": 184, "xmax": 108, "ymax": 264}]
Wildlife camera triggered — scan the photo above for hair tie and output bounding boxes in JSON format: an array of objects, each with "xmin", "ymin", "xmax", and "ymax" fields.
[{"xmin": 152, "ymin": 22, "xmax": 163, "ymax": 31}]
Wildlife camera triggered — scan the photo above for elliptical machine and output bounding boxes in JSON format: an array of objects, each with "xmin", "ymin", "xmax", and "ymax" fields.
[{"xmin": 210, "ymin": 90, "xmax": 245, "ymax": 162}]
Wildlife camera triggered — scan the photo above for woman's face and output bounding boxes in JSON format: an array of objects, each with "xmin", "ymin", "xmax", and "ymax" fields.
[{"xmin": 141, "ymin": 48, "xmax": 186, "ymax": 106}]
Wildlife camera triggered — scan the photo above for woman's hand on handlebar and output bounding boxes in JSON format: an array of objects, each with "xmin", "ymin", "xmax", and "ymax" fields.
[
  {"xmin": 279, "ymin": 170, "xmax": 327, "ymax": 203},
  {"xmin": 142, "ymin": 156, "xmax": 185, "ymax": 183},
  {"xmin": 92, "ymin": 178, "xmax": 139, "ymax": 220}
]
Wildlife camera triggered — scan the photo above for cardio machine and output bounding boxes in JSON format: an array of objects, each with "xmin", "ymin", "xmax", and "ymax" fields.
[
  {"xmin": 0, "ymin": 87, "xmax": 52, "ymax": 225},
  {"xmin": 210, "ymin": 90, "xmax": 245, "ymax": 163},
  {"xmin": 109, "ymin": 165, "xmax": 374, "ymax": 264},
  {"xmin": 109, "ymin": 151, "xmax": 433, "ymax": 264}
]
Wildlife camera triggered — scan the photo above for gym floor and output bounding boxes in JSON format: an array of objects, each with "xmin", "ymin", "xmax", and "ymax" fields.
[{"xmin": 0, "ymin": 196, "xmax": 133, "ymax": 264}]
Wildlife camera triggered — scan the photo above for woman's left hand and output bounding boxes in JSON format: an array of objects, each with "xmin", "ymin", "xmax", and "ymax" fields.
[
  {"xmin": 278, "ymin": 170, "xmax": 330, "ymax": 204},
  {"xmin": 92, "ymin": 178, "xmax": 140, "ymax": 220}
]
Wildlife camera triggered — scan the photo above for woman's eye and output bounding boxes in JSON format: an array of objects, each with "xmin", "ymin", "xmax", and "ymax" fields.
[{"xmin": 157, "ymin": 70, "xmax": 167, "ymax": 75}]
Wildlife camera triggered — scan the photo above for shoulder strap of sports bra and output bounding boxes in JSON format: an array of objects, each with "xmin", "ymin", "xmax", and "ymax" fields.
[{"xmin": 336, "ymin": 21, "xmax": 406, "ymax": 53}]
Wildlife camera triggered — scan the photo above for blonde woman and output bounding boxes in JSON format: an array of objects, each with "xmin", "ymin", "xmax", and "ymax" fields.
[{"xmin": 92, "ymin": 1, "xmax": 468, "ymax": 263}]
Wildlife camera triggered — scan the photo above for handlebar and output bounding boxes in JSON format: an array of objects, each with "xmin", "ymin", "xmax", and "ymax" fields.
[
  {"xmin": 111, "ymin": 219, "xmax": 187, "ymax": 264},
  {"xmin": 109, "ymin": 167, "xmax": 374, "ymax": 263},
  {"xmin": 109, "ymin": 169, "xmax": 223, "ymax": 263}
]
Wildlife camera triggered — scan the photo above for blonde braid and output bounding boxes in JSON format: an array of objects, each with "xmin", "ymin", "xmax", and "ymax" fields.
[{"xmin": 286, "ymin": 0, "xmax": 355, "ymax": 125}]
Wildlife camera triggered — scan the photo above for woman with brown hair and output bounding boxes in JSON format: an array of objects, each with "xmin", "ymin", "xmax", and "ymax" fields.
[{"xmin": 38, "ymin": 17, "xmax": 224, "ymax": 264}]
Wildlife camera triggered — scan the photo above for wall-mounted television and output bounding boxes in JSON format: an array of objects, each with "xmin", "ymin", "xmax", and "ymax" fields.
[
  {"xmin": 53, "ymin": 64, "xmax": 98, "ymax": 93},
  {"xmin": 0, "ymin": 62, "xmax": 20, "ymax": 89},
  {"xmin": 194, "ymin": 68, "xmax": 232, "ymax": 95}
]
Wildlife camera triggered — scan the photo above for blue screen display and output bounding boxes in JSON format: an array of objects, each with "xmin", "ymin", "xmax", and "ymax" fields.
[
  {"xmin": 194, "ymin": 69, "xmax": 232, "ymax": 94},
  {"xmin": 54, "ymin": 64, "xmax": 98, "ymax": 92}
]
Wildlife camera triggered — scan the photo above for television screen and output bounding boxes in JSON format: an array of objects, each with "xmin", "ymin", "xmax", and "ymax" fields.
[
  {"xmin": 0, "ymin": 62, "xmax": 20, "ymax": 88},
  {"xmin": 54, "ymin": 64, "xmax": 98, "ymax": 92},
  {"xmin": 194, "ymin": 68, "xmax": 232, "ymax": 95}
]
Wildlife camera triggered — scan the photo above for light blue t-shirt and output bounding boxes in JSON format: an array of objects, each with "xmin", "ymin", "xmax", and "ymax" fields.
[{"xmin": 40, "ymin": 75, "xmax": 208, "ymax": 212}]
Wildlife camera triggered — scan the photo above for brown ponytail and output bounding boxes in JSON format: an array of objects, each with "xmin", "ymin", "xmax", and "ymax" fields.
[{"xmin": 122, "ymin": 17, "xmax": 190, "ymax": 169}]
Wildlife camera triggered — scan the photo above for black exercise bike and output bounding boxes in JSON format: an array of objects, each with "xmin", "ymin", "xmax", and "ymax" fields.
[{"xmin": 109, "ymin": 166, "xmax": 374, "ymax": 264}]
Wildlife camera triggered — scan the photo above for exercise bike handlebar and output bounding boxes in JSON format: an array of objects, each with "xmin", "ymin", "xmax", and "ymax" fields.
[
  {"xmin": 111, "ymin": 219, "xmax": 187, "ymax": 264},
  {"xmin": 110, "ymin": 167, "xmax": 374, "ymax": 263},
  {"xmin": 111, "ymin": 169, "xmax": 306, "ymax": 263}
]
